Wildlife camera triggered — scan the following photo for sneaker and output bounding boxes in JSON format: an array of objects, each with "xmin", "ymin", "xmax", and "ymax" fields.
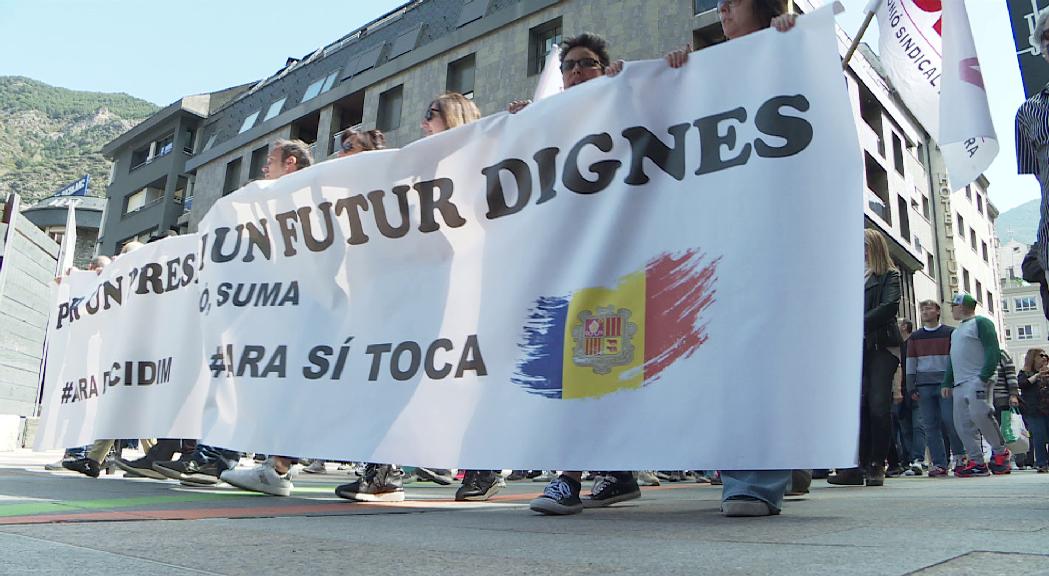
[
  {"xmin": 865, "ymin": 465, "xmax": 885, "ymax": 487},
  {"xmin": 827, "ymin": 468, "xmax": 864, "ymax": 486},
  {"xmin": 44, "ymin": 459, "xmax": 70, "ymax": 471},
  {"xmin": 532, "ymin": 470, "xmax": 557, "ymax": 482},
  {"xmin": 708, "ymin": 471, "xmax": 722, "ymax": 485},
  {"xmin": 908, "ymin": 461, "xmax": 924, "ymax": 476},
  {"xmin": 220, "ymin": 459, "xmax": 294, "ymax": 496},
  {"xmin": 1038, "ymin": 466, "xmax": 1049, "ymax": 474},
  {"xmin": 114, "ymin": 457, "xmax": 168, "ymax": 480},
  {"xmin": 885, "ymin": 466, "xmax": 906, "ymax": 478},
  {"xmin": 721, "ymin": 497, "xmax": 778, "ymax": 517},
  {"xmin": 506, "ymin": 470, "xmax": 529, "ymax": 481},
  {"xmin": 529, "ymin": 475, "xmax": 583, "ymax": 515},
  {"xmin": 181, "ymin": 460, "xmax": 225, "ymax": 485},
  {"xmin": 335, "ymin": 464, "xmax": 405, "ymax": 502},
  {"xmin": 302, "ymin": 460, "xmax": 327, "ymax": 475},
  {"xmin": 61, "ymin": 457, "xmax": 100, "ymax": 478},
  {"xmin": 989, "ymin": 450, "xmax": 1012, "ymax": 475},
  {"xmin": 955, "ymin": 461, "xmax": 990, "ymax": 478},
  {"xmin": 454, "ymin": 471, "xmax": 505, "ymax": 501},
  {"xmin": 583, "ymin": 473, "xmax": 641, "ymax": 508},
  {"xmin": 414, "ymin": 467, "xmax": 453, "ymax": 485},
  {"xmin": 928, "ymin": 466, "xmax": 949, "ymax": 478},
  {"xmin": 637, "ymin": 470, "xmax": 661, "ymax": 487}
]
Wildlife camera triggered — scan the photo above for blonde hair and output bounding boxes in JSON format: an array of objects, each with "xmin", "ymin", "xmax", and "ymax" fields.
[
  {"xmin": 1024, "ymin": 348, "xmax": 1047, "ymax": 373},
  {"xmin": 864, "ymin": 228, "xmax": 896, "ymax": 276},
  {"xmin": 432, "ymin": 92, "xmax": 480, "ymax": 130},
  {"xmin": 121, "ymin": 241, "xmax": 145, "ymax": 254}
]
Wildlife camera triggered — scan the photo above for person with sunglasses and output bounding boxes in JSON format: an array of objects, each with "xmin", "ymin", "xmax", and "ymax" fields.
[
  {"xmin": 507, "ymin": 32, "xmax": 624, "ymax": 115},
  {"xmin": 336, "ymin": 128, "xmax": 386, "ymax": 158}
]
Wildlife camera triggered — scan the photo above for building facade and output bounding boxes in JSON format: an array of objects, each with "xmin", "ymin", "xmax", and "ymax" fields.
[
  {"xmin": 99, "ymin": 88, "xmax": 250, "ymax": 255},
  {"xmin": 997, "ymin": 239, "xmax": 1049, "ymax": 364},
  {"xmin": 20, "ymin": 195, "xmax": 105, "ymax": 269}
]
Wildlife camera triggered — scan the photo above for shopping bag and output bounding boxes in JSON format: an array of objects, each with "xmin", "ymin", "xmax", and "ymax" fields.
[{"xmin": 1003, "ymin": 409, "xmax": 1030, "ymax": 455}]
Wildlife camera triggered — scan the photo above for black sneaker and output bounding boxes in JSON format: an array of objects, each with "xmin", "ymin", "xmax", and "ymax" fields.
[
  {"xmin": 583, "ymin": 472, "xmax": 641, "ymax": 508},
  {"xmin": 529, "ymin": 475, "xmax": 583, "ymax": 515},
  {"xmin": 181, "ymin": 460, "xmax": 225, "ymax": 485},
  {"xmin": 114, "ymin": 457, "xmax": 167, "ymax": 480},
  {"xmin": 335, "ymin": 464, "xmax": 405, "ymax": 502},
  {"xmin": 61, "ymin": 457, "xmax": 101, "ymax": 478},
  {"xmin": 414, "ymin": 467, "xmax": 453, "ymax": 485},
  {"xmin": 455, "ymin": 471, "xmax": 505, "ymax": 501}
]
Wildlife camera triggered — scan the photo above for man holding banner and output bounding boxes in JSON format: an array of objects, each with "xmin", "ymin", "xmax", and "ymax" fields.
[{"xmin": 1016, "ymin": 9, "xmax": 1049, "ymax": 294}]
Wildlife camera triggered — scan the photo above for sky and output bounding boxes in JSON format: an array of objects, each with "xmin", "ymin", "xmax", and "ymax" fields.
[{"xmin": 0, "ymin": 0, "xmax": 1038, "ymax": 212}]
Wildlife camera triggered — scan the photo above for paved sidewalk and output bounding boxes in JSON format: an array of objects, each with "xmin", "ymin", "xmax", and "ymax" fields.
[{"xmin": 1, "ymin": 450, "xmax": 1048, "ymax": 575}]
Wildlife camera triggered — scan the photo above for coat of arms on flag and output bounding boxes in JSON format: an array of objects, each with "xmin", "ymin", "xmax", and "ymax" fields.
[{"xmin": 571, "ymin": 306, "xmax": 637, "ymax": 374}]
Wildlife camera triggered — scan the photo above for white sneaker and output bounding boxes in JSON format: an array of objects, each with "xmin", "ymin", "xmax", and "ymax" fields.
[
  {"xmin": 303, "ymin": 460, "xmax": 327, "ymax": 474},
  {"xmin": 219, "ymin": 458, "xmax": 293, "ymax": 496},
  {"xmin": 532, "ymin": 470, "xmax": 557, "ymax": 482},
  {"xmin": 637, "ymin": 471, "xmax": 661, "ymax": 486}
]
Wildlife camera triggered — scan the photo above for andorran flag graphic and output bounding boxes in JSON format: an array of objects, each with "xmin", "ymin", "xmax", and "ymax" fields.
[{"xmin": 514, "ymin": 250, "xmax": 720, "ymax": 399}]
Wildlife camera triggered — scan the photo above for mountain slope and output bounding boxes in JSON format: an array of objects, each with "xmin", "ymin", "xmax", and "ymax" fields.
[
  {"xmin": 996, "ymin": 199, "xmax": 1039, "ymax": 245},
  {"xmin": 0, "ymin": 76, "xmax": 158, "ymax": 203}
]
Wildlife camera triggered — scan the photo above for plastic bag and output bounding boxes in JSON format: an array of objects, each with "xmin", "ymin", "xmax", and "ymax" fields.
[{"xmin": 1001, "ymin": 409, "xmax": 1030, "ymax": 455}]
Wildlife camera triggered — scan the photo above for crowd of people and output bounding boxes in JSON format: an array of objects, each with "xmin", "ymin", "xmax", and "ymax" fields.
[{"xmin": 45, "ymin": 0, "xmax": 1049, "ymax": 521}]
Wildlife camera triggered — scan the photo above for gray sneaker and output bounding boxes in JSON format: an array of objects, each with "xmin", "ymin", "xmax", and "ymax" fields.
[{"xmin": 721, "ymin": 497, "xmax": 779, "ymax": 517}]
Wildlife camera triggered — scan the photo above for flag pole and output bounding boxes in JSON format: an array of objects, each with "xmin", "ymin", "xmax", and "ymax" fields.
[
  {"xmin": 788, "ymin": 0, "xmax": 795, "ymax": 15},
  {"xmin": 842, "ymin": 0, "xmax": 880, "ymax": 70}
]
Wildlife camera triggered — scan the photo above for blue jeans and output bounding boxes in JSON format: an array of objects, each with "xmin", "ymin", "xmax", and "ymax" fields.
[
  {"xmin": 893, "ymin": 399, "xmax": 927, "ymax": 464},
  {"xmin": 916, "ymin": 386, "xmax": 966, "ymax": 468},
  {"xmin": 721, "ymin": 470, "xmax": 790, "ymax": 513},
  {"xmin": 1025, "ymin": 414, "xmax": 1049, "ymax": 468}
]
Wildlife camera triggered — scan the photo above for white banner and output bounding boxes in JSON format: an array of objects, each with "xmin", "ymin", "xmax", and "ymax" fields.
[
  {"xmin": 872, "ymin": 0, "xmax": 998, "ymax": 189},
  {"xmin": 38, "ymin": 7, "xmax": 863, "ymax": 470}
]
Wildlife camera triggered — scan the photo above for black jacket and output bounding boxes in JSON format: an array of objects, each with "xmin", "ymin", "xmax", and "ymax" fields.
[{"xmin": 864, "ymin": 269, "xmax": 901, "ymax": 350}]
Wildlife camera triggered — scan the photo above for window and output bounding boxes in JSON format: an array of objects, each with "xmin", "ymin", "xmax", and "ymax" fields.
[
  {"xmin": 124, "ymin": 189, "xmax": 146, "ymax": 214},
  {"xmin": 892, "ymin": 133, "xmax": 904, "ymax": 175},
  {"xmin": 965, "ymin": 185, "xmax": 972, "ymax": 200},
  {"xmin": 956, "ymin": 213, "xmax": 965, "ymax": 239},
  {"xmin": 981, "ymin": 241, "xmax": 988, "ymax": 262},
  {"xmin": 155, "ymin": 133, "xmax": 174, "ymax": 158},
  {"xmin": 183, "ymin": 127, "xmax": 196, "ymax": 154},
  {"xmin": 1006, "ymin": 328, "xmax": 1012, "ymax": 340},
  {"xmin": 926, "ymin": 253, "xmax": 935, "ymax": 279},
  {"xmin": 302, "ymin": 78, "xmax": 325, "ymax": 102},
  {"xmin": 263, "ymin": 98, "xmax": 286, "ymax": 122},
  {"xmin": 897, "ymin": 195, "xmax": 910, "ymax": 240},
  {"xmin": 915, "ymin": 142, "xmax": 925, "ymax": 167},
  {"xmin": 977, "ymin": 193, "xmax": 984, "ymax": 215},
  {"xmin": 694, "ymin": 0, "xmax": 719, "ymax": 12},
  {"xmin": 858, "ymin": 83, "xmax": 884, "ymax": 157},
  {"xmin": 321, "ymin": 70, "xmax": 339, "ymax": 93},
  {"xmin": 456, "ymin": 0, "xmax": 490, "ymax": 26},
  {"xmin": 1002, "ymin": 298, "xmax": 1009, "ymax": 312},
  {"xmin": 249, "ymin": 146, "xmax": 268, "ymax": 181},
  {"xmin": 528, "ymin": 18, "xmax": 562, "ymax": 76},
  {"xmin": 223, "ymin": 157, "xmax": 242, "ymax": 196},
  {"xmin": 447, "ymin": 53, "xmax": 476, "ymax": 98},
  {"xmin": 239, "ymin": 110, "xmax": 260, "ymax": 134},
  {"xmin": 131, "ymin": 145, "xmax": 149, "ymax": 170},
  {"xmin": 1016, "ymin": 297, "xmax": 1038, "ymax": 312},
  {"xmin": 390, "ymin": 24, "xmax": 424, "ymax": 57},
  {"xmin": 376, "ymin": 84, "xmax": 403, "ymax": 132},
  {"xmin": 988, "ymin": 291, "xmax": 994, "ymax": 313},
  {"xmin": 921, "ymin": 194, "xmax": 930, "ymax": 220},
  {"xmin": 963, "ymin": 268, "xmax": 970, "ymax": 293},
  {"xmin": 969, "ymin": 228, "xmax": 976, "ymax": 248},
  {"xmin": 1018, "ymin": 325, "xmax": 1038, "ymax": 340},
  {"xmin": 975, "ymin": 281, "xmax": 982, "ymax": 303},
  {"xmin": 865, "ymin": 153, "xmax": 890, "ymax": 224}
]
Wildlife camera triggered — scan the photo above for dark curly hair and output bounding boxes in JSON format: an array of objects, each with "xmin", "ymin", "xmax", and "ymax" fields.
[
  {"xmin": 751, "ymin": 0, "xmax": 788, "ymax": 29},
  {"xmin": 560, "ymin": 33, "xmax": 610, "ymax": 68}
]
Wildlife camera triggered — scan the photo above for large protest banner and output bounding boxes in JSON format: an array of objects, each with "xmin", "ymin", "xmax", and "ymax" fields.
[{"xmin": 38, "ymin": 6, "xmax": 862, "ymax": 470}]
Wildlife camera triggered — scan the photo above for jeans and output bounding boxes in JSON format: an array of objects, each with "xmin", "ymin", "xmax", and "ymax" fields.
[
  {"xmin": 893, "ymin": 399, "xmax": 926, "ymax": 463},
  {"xmin": 916, "ymin": 386, "xmax": 966, "ymax": 469},
  {"xmin": 860, "ymin": 348, "xmax": 897, "ymax": 468},
  {"xmin": 953, "ymin": 379, "xmax": 1006, "ymax": 464},
  {"xmin": 721, "ymin": 470, "xmax": 791, "ymax": 513},
  {"xmin": 1025, "ymin": 414, "xmax": 1049, "ymax": 468}
]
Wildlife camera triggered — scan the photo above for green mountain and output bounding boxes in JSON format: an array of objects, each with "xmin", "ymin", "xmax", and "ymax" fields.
[
  {"xmin": 0, "ymin": 76, "xmax": 158, "ymax": 204},
  {"xmin": 996, "ymin": 199, "xmax": 1040, "ymax": 245}
]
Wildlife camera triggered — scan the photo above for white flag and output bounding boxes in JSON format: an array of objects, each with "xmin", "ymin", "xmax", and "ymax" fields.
[
  {"xmin": 870, "ymin": 0, "xmax": 998, "ymax": 189},
  {"xmin": 532, "ymin": 44, "xmax": 563, "ymax": 101},
  {"xmin": 56, "ymin": 203, "xmax": 76, "ymax": 274}
]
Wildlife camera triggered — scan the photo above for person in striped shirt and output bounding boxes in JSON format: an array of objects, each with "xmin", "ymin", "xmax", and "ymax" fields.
[
  {"xmin": 1016, "ymin": 8, "xmax": 1049, "ymax": 291},
  {"xmin": 906, "ymin": 299, "xmax": 965, "ymax": 476}
]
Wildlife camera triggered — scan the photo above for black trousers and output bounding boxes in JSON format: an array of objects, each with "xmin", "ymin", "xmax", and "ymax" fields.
[{"xmin": 859, "ymin": 348, "xmax": 897, "ymax": 469}]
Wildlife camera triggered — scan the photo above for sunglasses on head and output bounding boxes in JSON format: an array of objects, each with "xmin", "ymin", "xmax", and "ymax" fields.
[
  {"xmin": 424, "ymin": 106, "xmax": 441, "ymax": 121},
  {"xmin": 560, "ymin": 57, "xmax": 602, "ymax": 72}
]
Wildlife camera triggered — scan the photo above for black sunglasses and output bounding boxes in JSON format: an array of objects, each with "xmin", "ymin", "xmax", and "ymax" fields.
[
  {"xmin": 424, "ymin": 107, "xmax": 441, "ymax": 121},
  {"xmin": 560, "ymin": 57, "xmax": 602, "ymax": 72}
]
